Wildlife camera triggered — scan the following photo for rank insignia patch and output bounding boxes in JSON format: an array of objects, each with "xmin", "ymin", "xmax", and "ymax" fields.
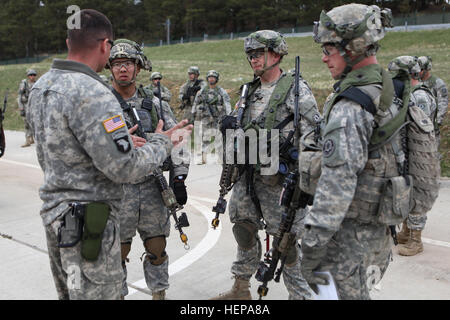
[{"xmin": 103, "ymin": 115, "xmax": 125, "ymax": 133}]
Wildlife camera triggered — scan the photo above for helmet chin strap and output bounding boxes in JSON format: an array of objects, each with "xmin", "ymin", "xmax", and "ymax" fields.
[
  {"xmin": 251, "ymin": 47, "xmax": 281, "ymax": 77},
  {"xmin": 336, "ymin": 43, "xmax": 366, "ymax": 79}
]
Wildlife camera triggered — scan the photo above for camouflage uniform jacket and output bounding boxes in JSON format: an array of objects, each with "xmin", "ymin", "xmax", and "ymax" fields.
[
  {"xmin": 303, "ymin": 64, "xmax": 399, "ymax": 248},
  {"xmin": 178, "ymin": 79, "xmax": 206, "ymax": 106},
  {"xmin": 192, "ymin": 85, "xmax": 231, "ymax": 120},
  {"xmin": 26, "ymin": 59, "xmax": 173, "ymax": 226},
  {"xmin": 120, "ymin": 87, "xmax": 189, "ymax": 182},
  {"xmin": 144, "ymin": 83, "xmax": 172, "ymax": 103},
  {"xmin": 423, "ymin": 75, "xmax": 448, "ymax": 125}
]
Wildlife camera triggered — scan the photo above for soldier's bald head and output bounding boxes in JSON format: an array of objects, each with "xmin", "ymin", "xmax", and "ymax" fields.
[{"xmin": 67, "ymin": 9, "xmax": 113, "ymax": 53}]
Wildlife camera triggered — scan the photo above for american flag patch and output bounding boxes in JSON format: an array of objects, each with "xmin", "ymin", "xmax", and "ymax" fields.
[{"xmin": 103, "ymin": 115, "xmax": 125, "ymax": 133}]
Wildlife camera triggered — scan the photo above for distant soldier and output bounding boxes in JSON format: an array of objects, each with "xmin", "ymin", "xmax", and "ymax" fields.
[
  {"xmin": 191, "ymin": 70, "xmax": 231, "ymax": 164},
  {"xmin": 145, "ymin": 72, "xmax": 172, "ymax": 103},
  {"xmin": 18, "ymin": 69, "xmax": 37, "ymax": 147},
  {"xmin": 178, "ymin": 66, "xmax": 206, "ymax": 121},
  {"xmin": 417, "ymin": 56, "xmax": 448, "ymax": 147}
]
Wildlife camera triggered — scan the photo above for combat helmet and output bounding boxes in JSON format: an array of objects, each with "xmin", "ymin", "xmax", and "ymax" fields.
[
  {"xmin": 206, "ymin": 70, "xmax": 219, "ymax": 82},
  {"xmin": 188, "ymin": 66, "xmax": 200, "ymax": 76},
  {"xmin": 313, "ymin": 3, "xmax": 393, "ymax": 77},
  {"xmin": 388, "ymin": 56, "xmax": 421, "ymax": 80},
  {"xmin": 244, "ymin": 30, "xmax": 288, "ymax": 76},
  {"xmin": 26, "ymin": 69, "xmax": 37, "ymax": 76},
  {"xmin": 150, "ymin": 71, "xmax": 162, "ymax": 80},
  {"xmin": 417, "ymin": 56, "xmax": 432, "ymax": 71}
]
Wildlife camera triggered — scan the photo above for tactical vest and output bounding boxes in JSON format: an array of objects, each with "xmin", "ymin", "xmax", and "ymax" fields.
[{"xmin": 199, "ymin": 86, "xmax": 221, "ymax": 118}]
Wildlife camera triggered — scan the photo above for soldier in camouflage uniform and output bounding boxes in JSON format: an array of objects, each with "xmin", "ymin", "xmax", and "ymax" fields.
[
  {"xmin": 18, "ymin": 69, "xmax": 37, "ymax": 147},
  {"xmin": 211, "ymin": 30, "xmax": 320, "ymax": 300},
  {"xmin": 107, "ymin": 39, "xmax": 189, "ymax": 300},
  {"xmin": 388, "ymin": 56, "xmax": 437, "ymax": 256},
  {"xmin": 178, "ymin": 66, "xmax": 206, "ymax": 122},
  {"xmin": 301, "ymin": 4, "xmax": 396, "ymax": 299},
  {"xmin": 192, "ymin": 70, "xmax": 231, "ymax": 164},
  {"xmin": 145, "ymin": 72, "xmax": 172, "ymax": 103},
  {"xmin": 417, "ymin": 55, "xmax": 448, "ymax": 147},
  {"xmin": 26, "ymin": 10, "xmax": 191, "ymax": 300}
]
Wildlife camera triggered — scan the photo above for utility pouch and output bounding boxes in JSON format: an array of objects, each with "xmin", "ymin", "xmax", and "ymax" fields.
[
  {"xmin": 378, "ymin": 175, "xmax": 413, "ymax": 226},
  {"xmin": 80, "ymin": 202, "xmax": 110, "ymax": 261},
  {"xmin": 57, "ymin": 203, "xmax": 85, "ymax": 248},
  {"xmin": 299, "ymin": 151, "xmax": 322, "ymax": 196}
]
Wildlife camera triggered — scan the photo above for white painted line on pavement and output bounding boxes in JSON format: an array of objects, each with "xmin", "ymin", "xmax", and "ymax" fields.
[
  {"xmin": 1, "ymin": 159, "xmax": 41, "ymax": 170},
  {"xmin": 189, "ymin": 195, "xmax": 217, "ymax": 204},
  {"xmin": 422, "ymin": 237, "xmax": 450, "ymax": 248},
  {"xmin": 127, "ymin": 199, "xmax": 222, "ymax": 296}
]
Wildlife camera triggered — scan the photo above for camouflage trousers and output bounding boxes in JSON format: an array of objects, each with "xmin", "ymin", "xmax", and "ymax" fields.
[
  {"xmin": 318, "ymin": 219, "xmax": 392, "ymax": 300},
  {"xmin": 407, "ymin": 210, "xmax": 428, "ymax": 231},
  {"xmin": 228, "ymin": 174, "xmax": 313, "ymax": 300},
  {"xmin": 195, "ymin": 118, "xmax": 219, "ymax": 155},
  {"xmin": 21, "ymin": 115, "xmax": 33, "ymax": 139},
  {"xmin": 119, "ymin": 178, "xmax": 171, "ymax": 296},
  {"xmin": 44, "ymin": 213, "xmax": 122, "ymax": 300}
]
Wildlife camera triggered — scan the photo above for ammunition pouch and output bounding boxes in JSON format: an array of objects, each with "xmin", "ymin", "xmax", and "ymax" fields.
[
  {"xmin": 80, "ymin": 202, "xmax": 110, "ymax": 261},
  {"xmin": 378, "ymin": 175, "xmax": 413, "ymax": 226}
]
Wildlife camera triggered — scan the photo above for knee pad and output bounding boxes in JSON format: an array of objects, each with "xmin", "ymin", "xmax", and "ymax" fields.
[
  {"xmin": 121, "ymin": 242, "xmax": 132, "ymax": 263},
  {"xmin": 144, "ymin": 236, "xmax": 168, "ymax": 266},
  {"xmin": 232, "ymin": 221, "xmax": 258, "ymax": 251}
]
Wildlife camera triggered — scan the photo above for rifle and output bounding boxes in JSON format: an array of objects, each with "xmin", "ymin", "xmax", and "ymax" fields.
[
  {"xmin": 211, "ymin": 84, "xmax": 249, "ymax": 229},
  {"xmin": 255, "ymin": 56, "xmax": 313, "ymax": 299},
  {"xmin": 0, "ymin": 90, "xmax": 8, "ymax": 158}
]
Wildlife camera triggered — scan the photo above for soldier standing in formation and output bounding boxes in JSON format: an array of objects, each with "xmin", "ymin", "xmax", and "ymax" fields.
[
  {"xmin": 417, "ymin": 55, "xmax": 448, "ymax": 148},
  {"xmin": 300, "ymin": 4, "xmax": 396, "ymax": 299},
  {"xmin": 18, "ymin": 69, "xmax": 37, "ymax": 147},
  {"xmin": 107, "ymin": 39, "xmax": 189, "ymax": 300},
  {"xmin": 212, "ymin": 30, "xmax": 320, "ymax": 300},
  {"xmin": 179, "ymin": 66, "xmax": 206, "ymax": 122},
  {"xmin": 192, "ymin": 70, "xmax": 231, "ymax": 164},
  {"xmin": 26, "ymin": 9, "xmax": 192, "ymax": 300},
  {"xmin": 145, "ymin": 72, "xmax": 172, "ymax": 103}
]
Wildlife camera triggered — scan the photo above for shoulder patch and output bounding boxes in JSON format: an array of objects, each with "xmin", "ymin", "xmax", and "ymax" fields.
[{"xmin": 103, "ymin": 115, "xmax": 126, "ymax": 133}]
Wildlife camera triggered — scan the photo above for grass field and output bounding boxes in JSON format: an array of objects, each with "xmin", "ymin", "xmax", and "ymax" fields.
[{"xmin": 1, "ymin": 29, "xmax": 449, "ymax": 175}]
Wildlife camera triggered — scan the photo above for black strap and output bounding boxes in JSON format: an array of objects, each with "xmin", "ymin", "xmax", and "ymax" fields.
[
  {"xmin": 336, "ymin": 86, "xmax": 377, "ymax": 116},
  {"xmin": 111, "ymin": 88, "xmax": 130, "ymax": 112},
  {"xmin": 393, "ymin": 79, "xmax": 405, "ymax": 99}
]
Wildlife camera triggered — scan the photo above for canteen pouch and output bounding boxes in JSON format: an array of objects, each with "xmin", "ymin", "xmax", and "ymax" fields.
[
  {"xmin": 378, "ymin": 175, "xmax": 413, "ymax": 226},
  {"xmin": 57, "ymin": 203, "xmax": 85, "ymax": 248},
  {"xmin": 80, "ymin": 202, "xmax": 110, "ymax": 261}
]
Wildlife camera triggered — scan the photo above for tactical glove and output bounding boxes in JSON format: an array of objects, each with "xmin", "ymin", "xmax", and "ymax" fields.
[
  {"xmin": 220, "ymin": 115, "xmax": 237, "ymax": 135},
  {"xmin": 301, "ymin": 241, "xmax": 329, "ymax": 293},
  {"xmin": 173, "ymin": 175, "xmax": 188, "ymax": 205}
]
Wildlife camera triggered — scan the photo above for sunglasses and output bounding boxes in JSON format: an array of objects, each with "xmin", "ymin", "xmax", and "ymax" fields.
[{"xmin": 246, "ymin": 50, "xmax": 265, "ymax": 61}]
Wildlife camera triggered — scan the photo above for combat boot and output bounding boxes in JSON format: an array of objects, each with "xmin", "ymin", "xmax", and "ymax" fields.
[
  {"xmin": 210, "ymin": 276, "xmax": 252, "ymax": 300},
  {"xmin": 397, "ymin": 220, "xmax": 410, "ymax": 244},
  {"xmin": 398, "ymin": 230, "xmax": 423, "ymax": 256},
  {"xmin": 152, "ymin": 290, "xmax": 166, "ymax": 300},
  {"xmin": 21, "ymin": 136, "xmax": 32, "ymax": 148}
]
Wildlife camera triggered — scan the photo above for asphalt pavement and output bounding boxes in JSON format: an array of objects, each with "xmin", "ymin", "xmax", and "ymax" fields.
[{"xmin": 1, "ymin": 130, "xmax": 449, "ymax": 300}]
